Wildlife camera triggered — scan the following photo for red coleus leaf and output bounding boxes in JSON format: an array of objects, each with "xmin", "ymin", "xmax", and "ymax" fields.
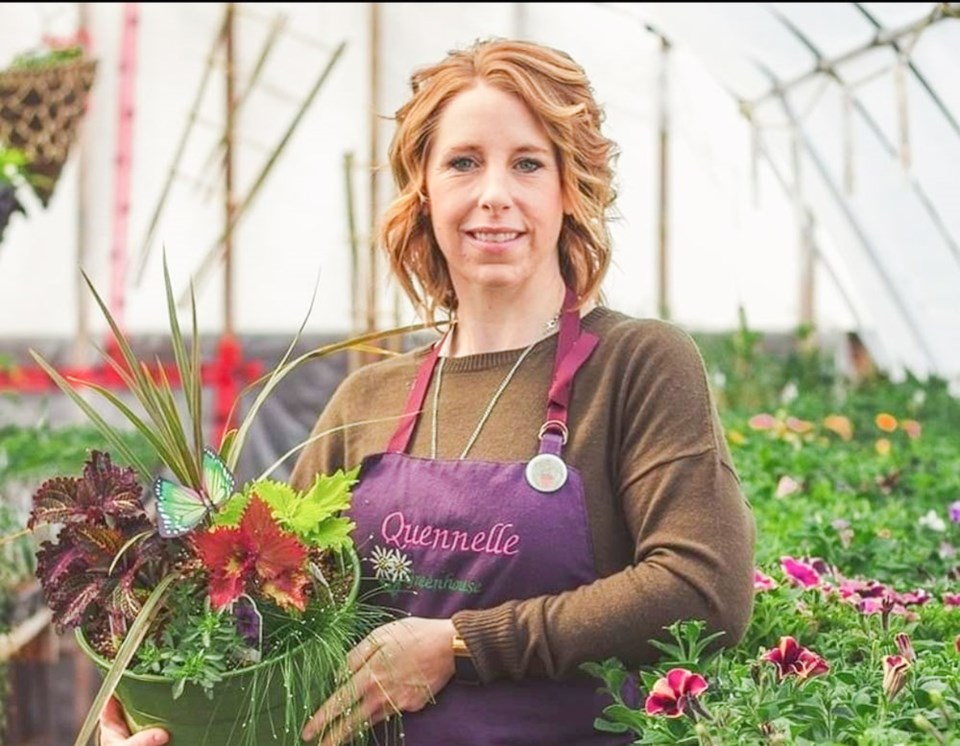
[{"xmin": 193, "ymin": 495, "xmax": 309, "ymax": 611}]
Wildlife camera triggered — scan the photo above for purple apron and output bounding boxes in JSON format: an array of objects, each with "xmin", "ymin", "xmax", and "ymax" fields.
[{"xmin": 348, "ymin": 292, "xmax": 631, "ymax": 745}]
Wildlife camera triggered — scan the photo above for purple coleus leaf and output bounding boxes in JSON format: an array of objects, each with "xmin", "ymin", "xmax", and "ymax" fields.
[
  {"xmin": 30, "ymin": 451, "xmax": 176, "ymax": 635},
  {"xmin": 29, "ymin": 451, "xmax": 146, "ymax": 530}
]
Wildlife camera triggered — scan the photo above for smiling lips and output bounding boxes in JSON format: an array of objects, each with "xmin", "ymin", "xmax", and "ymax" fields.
[{"xmin": 466, "ymin": 229, "xmax": 523, "ymax": 244}]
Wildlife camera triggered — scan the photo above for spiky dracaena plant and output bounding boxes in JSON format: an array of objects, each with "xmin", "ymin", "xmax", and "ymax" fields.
[{"xmin": 28, "ymin": 255, "xmax": 426, "ymax": 746}]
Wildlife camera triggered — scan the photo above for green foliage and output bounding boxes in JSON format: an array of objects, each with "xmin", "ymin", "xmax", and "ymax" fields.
[
  {"xmin": 584, "ymin": 326, "xmax": 960, "ymax": 744},
  {"xmin": 0, "ymin": 422, "xmax": 156, "ymax": 485},
  {"xmin": 132, "ymin": 582, "xmax": 245, "ymax": 700},
  {"xmin": 9, "ymin": 45, "xmax": 84, "ymax": 70},
  {"xmin": 213, "ymin": 467, "xmax": 360, "ymax": 551}
]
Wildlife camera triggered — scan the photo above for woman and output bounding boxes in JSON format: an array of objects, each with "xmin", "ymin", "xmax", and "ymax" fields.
[{"xmin": 103, "ymin": 37, "xmax": 755, "ymax": 746}]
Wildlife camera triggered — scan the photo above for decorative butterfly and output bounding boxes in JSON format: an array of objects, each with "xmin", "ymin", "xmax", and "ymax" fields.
[{"xmin": 154, "ymin": 446, "xmax": 236, "ymax": 538}]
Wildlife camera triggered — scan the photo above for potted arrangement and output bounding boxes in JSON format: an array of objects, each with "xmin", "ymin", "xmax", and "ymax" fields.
[{"xmin": 24, "ymin": 259, "xmax": 420, "ymax": 745}]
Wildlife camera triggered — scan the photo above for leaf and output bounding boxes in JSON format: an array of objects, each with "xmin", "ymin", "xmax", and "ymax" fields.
[
  {"xmin": 245, "ymin": 480, "xmax": 298, "ymax": 521},
  {"xmin": 305, "ymin": 517, "xmax": 355, "ymax": 552},
  {"xmin": 28, "ymin": 476, "xmax": 84, "ymax": 528},
  {"xmin": 301, "ymin": 467, "xmax": 360, "ymax": 517},
  {"xmin": 210, "ymin": 493, "xmax": 250, "ymax": 527},
  {"xmin": 192, "ymin": 524, "xmax": 250, "ymax": 609}
]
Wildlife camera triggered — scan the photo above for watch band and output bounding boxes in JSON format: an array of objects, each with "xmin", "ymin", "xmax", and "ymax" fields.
[{"xmin": 452, "ymin": 633, "xmax": 481, "ymax": 685}]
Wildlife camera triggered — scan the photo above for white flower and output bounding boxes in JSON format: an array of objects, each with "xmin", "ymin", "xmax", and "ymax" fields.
[
  {"xmin": 780, "ymin": 381, "xmax": 799, "ymax": 405},
  {"xmin": 775, "ymin": 475, "xmax": 801, "ymax": 498},
  {"xmin": 368, "ymin": 545, "xmax": 413, "ymax": 583},
  {"xmin": 918, "ymin": 510, "xmax": 946, "ymax": 533}
]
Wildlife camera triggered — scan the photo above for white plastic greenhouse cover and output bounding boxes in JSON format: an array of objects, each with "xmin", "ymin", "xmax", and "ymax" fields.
[
  {"xmin": 0, "ymin": 3, "xmax": 957, "ymax": 384},
  {"xmin": 622, "ymin": 2, "xmax": 960, "ymax": 383}
]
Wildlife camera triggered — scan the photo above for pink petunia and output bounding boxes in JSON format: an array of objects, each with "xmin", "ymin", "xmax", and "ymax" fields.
[
  {"xmin": 753, "ymin": 569, "xmax": 778, "ymax": 592},
  {"xmin": 780, "ymin": 556, "xmax": 821, "ymax": 589},
  {"xmin": 644, "ymin": 668, "xmax": 709, "ymax": 718},
  {"xmin": 943, "ymin": 592, "xmax": 960, "ymax": 607},
  {"xmin": 762, "ymin": 636, "xmax": 829, "ymax": 681},
  {"xmin": 748, "ymin": 413, "xmax": 777, "ymax": 431}
]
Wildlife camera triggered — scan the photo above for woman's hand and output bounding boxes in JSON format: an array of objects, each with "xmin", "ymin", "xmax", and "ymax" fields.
[
  {"xmin": 99, "ymin": 696, "xmax": 169, "ymax": 746},
  {"xmin": 301, "ymin": 617, "xmax": 457, "ymax": 745}
]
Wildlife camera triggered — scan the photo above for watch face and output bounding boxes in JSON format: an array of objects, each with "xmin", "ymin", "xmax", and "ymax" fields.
[{"xmin": 454, "ymin": 653, "xmax": 481, "ymax": 685}]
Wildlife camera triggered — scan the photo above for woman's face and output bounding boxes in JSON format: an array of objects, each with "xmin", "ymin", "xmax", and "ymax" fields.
[{"xmin": 424, "ymin": 82, "xmax": 567, "ymax": 299}]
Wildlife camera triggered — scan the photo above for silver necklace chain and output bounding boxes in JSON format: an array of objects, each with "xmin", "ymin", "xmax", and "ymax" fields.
[{"xmin": 430, "ymin": 315, "xmax": 560, "ymax": 460}]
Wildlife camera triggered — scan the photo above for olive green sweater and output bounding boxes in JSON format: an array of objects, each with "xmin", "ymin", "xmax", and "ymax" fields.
[{"xmin": 290, "ymin": 307, "xmax": 756, "ymax": 684}]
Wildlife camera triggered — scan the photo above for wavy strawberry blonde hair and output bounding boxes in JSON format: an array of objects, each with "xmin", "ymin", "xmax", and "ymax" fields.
[{"xmin": 379, "ymin": 38, "xmax": 618, "ymax": 324}]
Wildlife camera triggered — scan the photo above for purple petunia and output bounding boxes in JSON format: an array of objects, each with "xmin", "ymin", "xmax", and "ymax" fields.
[{"xmin": 949, "ymin": 500, "xmax": 960, "ymax": 524}]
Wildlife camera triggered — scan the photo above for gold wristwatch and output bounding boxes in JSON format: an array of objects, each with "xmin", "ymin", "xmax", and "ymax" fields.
[{"xmin": 452, "ymin": 632, "xmax": 480, "ymax": 685}]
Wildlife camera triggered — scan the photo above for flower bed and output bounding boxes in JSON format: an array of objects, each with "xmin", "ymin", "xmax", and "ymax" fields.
[{"xmin": 586, "ymin": 353, "xmax": 960, "ymax": 743}]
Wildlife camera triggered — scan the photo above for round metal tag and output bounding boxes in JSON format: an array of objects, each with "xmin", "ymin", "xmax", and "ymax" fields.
[{"xmin": 525, "ymin": 453, "xmax": 568, "ymax": 493}]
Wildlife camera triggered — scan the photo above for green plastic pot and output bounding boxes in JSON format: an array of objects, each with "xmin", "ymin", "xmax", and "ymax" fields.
[{"xmin": 76, "ymin": 549, "xmax": 361, "ymax": 746}]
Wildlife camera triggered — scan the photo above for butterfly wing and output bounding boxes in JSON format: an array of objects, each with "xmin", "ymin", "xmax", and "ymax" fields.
[
  {"xmin": 154, "ymin": 478, "xmax": 210, "ymax": 538},
  {"xmin": 202, "ymin": 446, "xmax": 236, "ymax": 509}
]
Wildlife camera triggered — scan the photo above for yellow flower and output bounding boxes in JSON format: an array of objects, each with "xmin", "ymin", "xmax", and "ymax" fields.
[
  {"xmin": 875, "ymin": 438, "xmax": 892, "ymax": 456},
  {"xmin": 727, "ymin": 429, "xmax": 746, "ymax": 446}
]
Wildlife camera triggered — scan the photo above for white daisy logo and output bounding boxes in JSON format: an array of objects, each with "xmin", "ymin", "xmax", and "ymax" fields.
[{"xmin": 369, "ymin": 545, "xmax": 413, "ymax": 584}]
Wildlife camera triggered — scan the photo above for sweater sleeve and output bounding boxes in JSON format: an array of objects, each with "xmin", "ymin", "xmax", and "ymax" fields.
[{"xmin": 451, "ymin": 323, "xmax": 756, "ymax": 683}]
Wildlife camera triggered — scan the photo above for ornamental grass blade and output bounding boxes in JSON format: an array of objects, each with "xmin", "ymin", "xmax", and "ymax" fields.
[
  {"xmin": 75, "ymin": 381, "xmax": 185, "ymax": 482},
  {"xmin": 223, "ymin": 269, "xmax": 324, "ymax": 471},
  {"xmin": 162, "ymin": 252, "xmax": 203, "ymax": 483},
  {"xmin": 72, "ymin": 572, "xmax": 177, "ymax": 746},
  {"xmin": 27, "ymin": 352, "xmax": 152, "ymax": 482},
  {"xmin": 256, "ymin": 413, "xmax": 411, "ymax": 481},
  {"xmin": 226, "ymin": 322, "xmax": 429, "ymax": 472}
]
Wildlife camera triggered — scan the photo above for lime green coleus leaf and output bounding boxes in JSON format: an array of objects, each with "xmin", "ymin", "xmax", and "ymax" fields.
[
  {"xmin": 307, "ymin": 516, "xmax": 356, "ymax": 552},
  {"xmin": 212, "ymin": 466, "xmax": 360, "ymax": 551}
]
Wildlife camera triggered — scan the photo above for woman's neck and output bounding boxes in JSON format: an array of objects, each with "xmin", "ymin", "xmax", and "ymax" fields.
[{"xmin": 442, "ymin": 282, "xmax": 595, "ymax": 357}]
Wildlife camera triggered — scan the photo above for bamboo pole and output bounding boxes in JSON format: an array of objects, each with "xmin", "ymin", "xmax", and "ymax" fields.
[
  {"xmin": 133, "ymin": 6, "xmax": 229, "ymax": 286},
  {"xmin": 365, "ymin": 3, "xmax": 381, "ymax": 361},
  {"xmin": 179, "ymin": 40, "xmax": 348, "ymax": 306},
  {"xmin": 73, "ymin": 2, "xmax": 91, "ymax": 367},
  {"xmin": 224, "ymin": 3, "xmax": 237, "ymax": 339},
  {"xmin": 344, "ymin": 151, "xmax": 362, "ymax": 374},
  {"xmin": 199, "ymin": 11, "xmax": 286, "ymax": 177},
  {"xmin": 656, "ymin": 32, "xmax": 671, "ymax": 321}
]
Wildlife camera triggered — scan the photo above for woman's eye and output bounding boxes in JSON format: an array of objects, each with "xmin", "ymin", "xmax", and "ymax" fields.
[
  {"xmin": 516, "ymin": 158, "xmax": 543, "ymax": 173},
  {"xmin": 449, "ymin": 156, "xmax": 476, "ymax": 171}
]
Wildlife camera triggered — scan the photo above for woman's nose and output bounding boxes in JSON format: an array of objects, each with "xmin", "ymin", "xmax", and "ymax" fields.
[{"xmin": 477, "ymin": 167, "xmax": 512, "ymax": 212}]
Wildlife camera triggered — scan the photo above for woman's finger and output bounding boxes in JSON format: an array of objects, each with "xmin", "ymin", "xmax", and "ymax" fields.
[
  {"xmin": 316, "ymin": 690, "xmax": 394, "ymax": 746},
  {"xmin": 99, "ymin": 696, "xmax": 169, "ymax": 746}
]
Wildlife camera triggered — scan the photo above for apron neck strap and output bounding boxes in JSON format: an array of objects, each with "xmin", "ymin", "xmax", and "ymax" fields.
[{"xmin": 538, "ymin": 289, "xmax": 598, "ymax": 456}]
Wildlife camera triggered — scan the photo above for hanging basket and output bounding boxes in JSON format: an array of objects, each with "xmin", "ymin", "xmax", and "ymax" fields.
[{"xmin": 0, "ymin": 57, "xmax": 97, "ymax": 207}]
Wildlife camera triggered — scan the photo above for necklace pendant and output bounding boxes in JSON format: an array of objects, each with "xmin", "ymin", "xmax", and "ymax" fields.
[{"xmin": 525, "ymin": 452, "xmax": 568, "ymax": 493}]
